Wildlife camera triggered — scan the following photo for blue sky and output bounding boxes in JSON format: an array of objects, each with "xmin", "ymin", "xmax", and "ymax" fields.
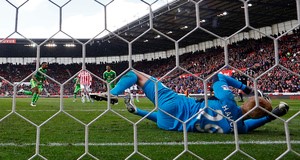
[{"xmin": 0, "ymin": 0, "xmax": 171, "ymax": 39}]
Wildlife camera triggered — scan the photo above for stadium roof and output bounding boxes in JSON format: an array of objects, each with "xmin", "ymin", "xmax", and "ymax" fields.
[{"xmin": 0, "ymin": 0, "xmax": 297, "ymax": 57}]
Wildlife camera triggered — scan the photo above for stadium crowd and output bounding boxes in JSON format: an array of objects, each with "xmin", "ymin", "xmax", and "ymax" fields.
[{"xmin": 0, "ymin": 30, "xmax": 299, "ymax": 96}]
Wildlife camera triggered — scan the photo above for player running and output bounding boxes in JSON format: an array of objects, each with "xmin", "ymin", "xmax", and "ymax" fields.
[
  {"xmin": 18, "ymin": 62, "xmax": 49, "ymax": 107},
  {"xmin": 94, "ymin": 70, "xmax": 289, "ymax": 134}
]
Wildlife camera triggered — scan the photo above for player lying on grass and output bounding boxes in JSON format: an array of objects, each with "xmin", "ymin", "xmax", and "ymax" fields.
[{"xmin": 94, "ymin": 70, "xmax": 289, "ymax": 134}]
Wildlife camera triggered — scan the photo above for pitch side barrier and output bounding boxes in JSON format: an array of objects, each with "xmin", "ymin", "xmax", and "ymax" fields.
[
  {"xmin": 2, "ymin": 93, "xmax": 299, "ymax": 99},
  {"xmin": 187, "ymin": 93, "xmax": 300, "ymax": 100}
]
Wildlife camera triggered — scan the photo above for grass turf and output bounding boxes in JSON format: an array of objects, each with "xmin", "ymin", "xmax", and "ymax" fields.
[{"xmin": 0, "ymin": 97, "xmax": 299, "ymax": 159}]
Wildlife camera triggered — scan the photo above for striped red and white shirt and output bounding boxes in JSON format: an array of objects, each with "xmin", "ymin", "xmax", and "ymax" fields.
[{"xmin": 78, "ymin": 70, "xmax": 92, "ymax": 86}]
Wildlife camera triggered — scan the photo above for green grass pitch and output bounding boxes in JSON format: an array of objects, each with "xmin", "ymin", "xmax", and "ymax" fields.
[{"xmin": 0, "ymin": 97, "xmax": 299, "ymax": 159}]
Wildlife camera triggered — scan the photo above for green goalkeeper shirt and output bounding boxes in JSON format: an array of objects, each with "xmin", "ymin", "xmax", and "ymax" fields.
[{"xmin": 103, "ymin": 70, "xmax": 116, "ymax": 83}]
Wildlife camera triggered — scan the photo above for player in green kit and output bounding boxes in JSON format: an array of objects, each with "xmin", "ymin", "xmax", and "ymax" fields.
[
  {"xmin": 103, "ymin": 65, "xmax": 117, "ymax": 90},
  {"xmin": 18, "ymin": 62, "xmax": 49, "ymax": 107},
  {"xmin": 73, "ymin": 76, "xmax": 80, "ymax": 102}
]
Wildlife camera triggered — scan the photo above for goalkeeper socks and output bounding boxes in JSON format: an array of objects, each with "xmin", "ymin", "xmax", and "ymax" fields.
[
  {"xmin": 111, "ymin": 70, "xmax": 137, "ymax": 96},
  {"xmin": 74, "ymin": 94, "xmax": 77, "ymax": 99},
  {"xmin": 24, "ymin": 90, "xmax": 33, "ymax": 95}
]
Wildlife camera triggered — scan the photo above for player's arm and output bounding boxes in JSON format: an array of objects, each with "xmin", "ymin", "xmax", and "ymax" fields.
[
  {"xmin": 103, "ymin": 72, "xmax": 107, "ymax": 80},
  {"xmin": 113, "ymin": 71, "xmax": 117, "ymax": 84},
  {"xmin": 44, "ymin": 79, "xmax": 49, "ymax": 85},
  {"xmin": 214, "ymin": 73, "xmax": 252, "ymax": 95},
  {"xmin": 43, "ymin": 74, "xmax": 49, "ymax": 85},
  {"xmin": 89, "ymin": 75, "xmax": 92, "ymax": 86},
  {"xmin": 75, "ymin": 78, "xmax": 79, "ymax": 87},
  {"xmin": 32, "ymin": 74, "xmax": 40, "ymax": 84}
]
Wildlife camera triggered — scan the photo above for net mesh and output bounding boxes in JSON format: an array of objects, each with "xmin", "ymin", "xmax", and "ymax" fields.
[{"xmin": 0, "ymin": 0, "xmax": 299, "ymax": 159}]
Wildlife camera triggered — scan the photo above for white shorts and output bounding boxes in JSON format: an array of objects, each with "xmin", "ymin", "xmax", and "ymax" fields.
[
  {"xmin": 80, "ymin": 84, "xmax": 91, "ymax": 92},
  {"xmin": 130, "ymin": 86, "xmax": 138, "ymax": 91},
  {"xmin": 125, "ymin": 88, "xmax": 131, "ymax": 93}
]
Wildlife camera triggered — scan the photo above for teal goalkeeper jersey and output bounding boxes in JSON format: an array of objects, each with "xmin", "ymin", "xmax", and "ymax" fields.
[{"xmin": 142, "ymin": 75, "xmax": 268, "ymax": 134}]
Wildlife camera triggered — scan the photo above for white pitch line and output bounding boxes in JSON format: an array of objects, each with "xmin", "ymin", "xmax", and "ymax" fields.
[{"xmin": 0, "ymin": 141, "xmax": 299, "ymax": 147}]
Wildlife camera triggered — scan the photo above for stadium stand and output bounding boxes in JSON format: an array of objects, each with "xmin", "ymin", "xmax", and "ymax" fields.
[{"xmin": 0, "ymin": 31, "xmax": 299, "ymax": 96}]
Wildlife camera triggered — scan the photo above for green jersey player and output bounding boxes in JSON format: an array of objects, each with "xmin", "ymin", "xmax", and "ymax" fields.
[
  {"xmin": 73, "ymin": 77, "xmax": 80, "ymax": 102},
  {"xmin": 103, "ymin": 65, "xmax": 117, "ymax": 89},
  {"xmin": 18, "ymin": 62, "xmax": 49, "ymax": 107}
]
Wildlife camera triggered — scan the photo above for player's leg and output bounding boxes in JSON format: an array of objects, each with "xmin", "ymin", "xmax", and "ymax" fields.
[
  {"xmin": 73, "ymin": 85, "xmax": 80, "ymax": 102},
  {"xmin": 133, "ymin": 86, "xmax": 140, "ymax": 102},
  {"xmin": 31, "ymin": 87, "xmax": 39, "ymax": 107},
  {"xmin": 95, "ymin": 70, "xmax": 170, "ymax": 107},
  {"xmin": 23, "ymin": 90, "xmax": 33, "ymax": 95},
  {"xmin": 109, "ymin": 70, "xmax": 152, "ymax": 95},
  {"xmin": 44, "ymin": 87, "xmax": 50, "ymax": 97},
  {"xmin": 85, "ymin": 85, "xmax": 93, "ymax": 102},
  {"xmin": 139, "ymin": 73, "xmax": 187, "ymax": 131},
  {"xmin": 243, "ymin": 101, "xmax": 289, "ymax": 132},
  {"xmin": 92, "ymin": 70, "xmax": 141, "ymax": 104},
  {"xmin": 87, "ymin": 85, "xmax": 94, "ymax": 102},
  {"xmin": 238, "ymin": 89, "xmax": 244, "ymax": 102},
  {"xmin": 80, "ymin": 84, "xmax": 85, "ymax": 103},
  {"xmin": 33, "ymin": 85, "xmax": 43, "ymax": 104},
  {"xmin": 124, "ymin": 88, "xmax": 131, "ymax": 96},
  {"xmin": 124, "ymin": 94, "xmax": 157, "ymax": 122},
  {"xmin": 28, "ymin": 79, "xmax": 39, "ymax": 106},
  {"xmin": 18, "ymin": 88, "xmax": 33, "ymax": 95},
  {"xmin": 110, "ymin": 70, "xmax": 139, "ymax": 96},
  {"xmin": 73, "ymin": 90, "xmax": 77, "ymax": 99},
  {"xmin": 128, "ymin": 70, "xmax": 180, "ymax": 114},
  {"xmin": 18, "ymin": 79, "xmax": 35, "ymax": 95},
  {"xmin": 83, "ymin": 85, "xmax": 90, "ymax": 102},
  {"xmin": 135, "ymin": 92, "xmax": 139, "ymax": 102}
]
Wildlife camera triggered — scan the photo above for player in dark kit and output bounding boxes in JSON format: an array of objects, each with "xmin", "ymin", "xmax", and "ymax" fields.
[
  {"xmin": 93, "ymin": 70, "xmax": 289, "ymax": 134},
  {"xmin": 236, "ymin": 73, "xmax": 248, "ymax": 102}
]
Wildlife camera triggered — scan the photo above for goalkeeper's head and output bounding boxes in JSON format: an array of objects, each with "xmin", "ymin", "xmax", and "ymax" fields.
[{"xmin": 241, "ymin": 97, "xmax": 272, "ymax": 119}]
